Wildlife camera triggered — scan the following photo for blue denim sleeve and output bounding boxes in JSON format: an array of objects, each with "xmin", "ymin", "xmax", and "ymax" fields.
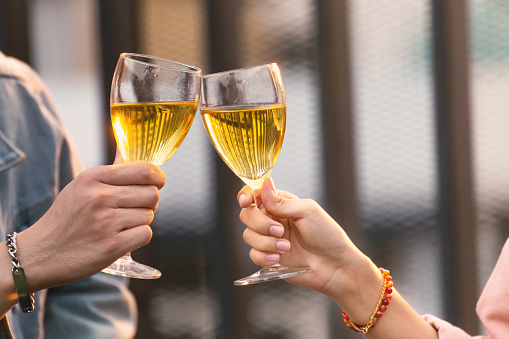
[
  {"xmin": 0, "ymin": 52, "xmax": 138, "ymax": 338},
  {"xmin": 37, "ymin": 76, "xmax": 138, "ymax": 338},
  {"xmin": 44, "ymin": 274, "xmax": 137, "ymax": 339}
]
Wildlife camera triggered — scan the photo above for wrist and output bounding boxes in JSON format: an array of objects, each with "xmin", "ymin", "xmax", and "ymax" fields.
[
  {"xmin": 322, "ymin": 253, "xmax": 385, "ymax": 325},
  {"xmin": 14, "ymin": 227, "xmax": 52, "ymax": 293},
  {"xmin": 0, "ymin": 241, "xmax": 19, "ymax": 312},
  {"xmin": 6, "ymin": 233, "xmax": 35, "ymax": 312}
]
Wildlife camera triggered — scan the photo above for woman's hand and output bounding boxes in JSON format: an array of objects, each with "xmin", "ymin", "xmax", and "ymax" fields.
[
  {"xmin": 238, "ymin": 178, "xmax": 440, "ymax": 339},
  {"xmin": 237, "ymin": 178, "xmax": 379, "ymax": 300}
]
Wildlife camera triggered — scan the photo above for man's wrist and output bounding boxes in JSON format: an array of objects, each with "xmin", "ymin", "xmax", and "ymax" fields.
[{"xmin": 0, "ymin": 240, "xmax": 22, "ymax": 313}]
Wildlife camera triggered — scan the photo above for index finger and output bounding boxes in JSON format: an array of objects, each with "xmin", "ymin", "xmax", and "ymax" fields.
[{"xmin": 95, "ymin": 162, "xmax": 166, "ymax": 189}]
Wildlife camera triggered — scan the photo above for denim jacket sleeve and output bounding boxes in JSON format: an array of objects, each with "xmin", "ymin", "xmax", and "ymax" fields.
[
  {"xmin": 44, "ymin": 274, "xmax": 137, "ymax": 338},
  {"xmin": 0, "ymin": 51, "xmax": 137, "ymax": 338}
]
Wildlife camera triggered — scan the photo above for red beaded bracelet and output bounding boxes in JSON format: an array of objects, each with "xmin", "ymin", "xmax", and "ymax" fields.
[{"xmin": 342, "ymin": 267, "xmax": 393, "ymax": 334}]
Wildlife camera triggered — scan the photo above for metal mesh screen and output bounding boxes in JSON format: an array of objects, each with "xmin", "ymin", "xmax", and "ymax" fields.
[
  {"xmin": 138, "ymin": 0, "xmax": 208, "ymax": 71},
  {"xmin": 469, "ymin": 0, "xmax": 509, "ymax": 308},
  {"xmin": 349, "ymin": 0, "xmax": 443, "ymax": 317},
  {"xmin": 149, "ymin": 287, "xmax": 220, "ymax": 337},
  {"xmin": 240, "ymin": 0, "xmax": 323, "ymax": 201},
  {"xmin": 247, "ymin": 283, "xmax": 330, "ymax": 339},
  {"xmin": 135, "ymin": 0, "xmax": 329, "ymax": 337},
  {"xmin": 237, "ymin": 1, "xmax": 329, "ymax": 337},
  {"xmin": 127, "ymin": 0, "xmax": 509, "ymax": 337},
  {"xmin": 133, "ymin": 1, "xmax": 217, "ymax": 338},
  {"xmin": 138, "ymin": 0, "xmax": 211, "ymax": 236}
]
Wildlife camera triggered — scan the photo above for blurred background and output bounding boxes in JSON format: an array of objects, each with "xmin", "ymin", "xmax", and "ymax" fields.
[{"xmin": 1, "ymin": 0, "xmax": 508, "ymax": 338}]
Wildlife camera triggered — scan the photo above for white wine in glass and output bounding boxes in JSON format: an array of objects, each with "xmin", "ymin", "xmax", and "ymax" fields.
[
  {"xmin": 201, "ymin": 104, "xmax": 286, "ymax": 189},
  {"xmin": 103, "ymin": 53, "xmax": 201, "ymax": 279},
  {"xmin": 201, "ymin": 63, "xmax": 311, "ymax": 285},
  {"xmin": 111, "ymin": 102, "xmax": 197, "ymax": 166}
]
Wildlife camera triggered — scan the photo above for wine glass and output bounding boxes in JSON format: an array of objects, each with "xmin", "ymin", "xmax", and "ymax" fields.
[
  {"xmin": 200, "ymin": 63, "xmax": 312, "ymax": 285},
  {"xmin": 103, "ymin": 53, "xmax": 201, "ymax": 279}
]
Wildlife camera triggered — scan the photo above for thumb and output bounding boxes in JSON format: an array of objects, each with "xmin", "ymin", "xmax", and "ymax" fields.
[
  {"xmin": 261, "ymin": 178, "xmax": 307, "ymax": 219},
  {"xmin": 113, "ymin": 147, "xmax": 125, "ymax": 165}
]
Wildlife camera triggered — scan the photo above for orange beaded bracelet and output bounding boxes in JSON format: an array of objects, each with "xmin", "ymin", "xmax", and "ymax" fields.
[{"xmin": 342, "ymin": 268, "xmax": 393, "ymax": 334}]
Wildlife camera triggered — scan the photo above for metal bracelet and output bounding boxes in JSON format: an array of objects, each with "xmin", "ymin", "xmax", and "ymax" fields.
[{"xmin": 6, "ymin": 232, "xmax": 35, "ymax": 313}]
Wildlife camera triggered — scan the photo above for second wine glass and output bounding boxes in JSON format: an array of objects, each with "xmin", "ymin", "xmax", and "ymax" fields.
[
  {"xmin": 200, "ymin": 63, "xmax": 312, "ymax": 285},
  {"xmin": 103, "ymin": 53, "xmax": 201, "ymax": 279}
]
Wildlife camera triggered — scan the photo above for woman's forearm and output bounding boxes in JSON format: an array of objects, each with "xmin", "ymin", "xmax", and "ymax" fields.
[
  {"xmin": 325, "ymin": 257, "xmax": 438, "ymax": 339},
  {"xmin": 364, "ymin": 290, "xmax": 438, "ymax": 339}
]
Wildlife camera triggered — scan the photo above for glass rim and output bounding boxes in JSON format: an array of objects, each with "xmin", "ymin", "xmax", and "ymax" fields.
[
  {"xmin": 202, "ymin": 62, "xmax": 279, "ymax": 79},
  {"xmin": 120, "ymin": 52, "xmax": 202, "ymax": 74}
]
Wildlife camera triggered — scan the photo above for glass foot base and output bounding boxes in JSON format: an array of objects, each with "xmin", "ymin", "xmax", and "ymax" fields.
[
  {"xmin": 234, "ymin": 264, "xmax": 311, "ymax": 286},
  {"xmin": 102, "ymin": 255, "xmax": 161, "ymax": 279}
]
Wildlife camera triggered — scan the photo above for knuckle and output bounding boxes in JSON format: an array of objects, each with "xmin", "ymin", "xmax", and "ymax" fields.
[
  {"xmin": 304, "ymin": 198, "xmax": 321, "ymax": 214},
  {"xmin": 81, "ymin": 191, "xmax": 100, "ymax": 210},
  {"xmin": 249, "ymin": 249, "xmax": 260, "ymax": 265},
  {"xmin": 137, "ymin": 165, "xmax": 152, "ymax": 182},
  {"xmin": 149, "ymin": 186, "xmax": 160, "ymax": 202},
  {"xmin": 239, "ymin": 209, "xmax": 247, "ymax": 223},
  {"xmin": 145, "ymin": 209, "xmax": 155, "ymax": 225},
  {"xmin": 142, "ymin": 186, "xmax": 160, "ymax": 208},
  {"xmin": 89, "ymin": 188, "xmax": 112, "ymax": 206},
  {"xmin": 102, "ymin": 238, "xmax": 121, "ymax": 255},
  {"xmin": 97, "ymin": 208, "xmax": 114, "ymax": 224},
  {"xmin": 275, "ymin": 195, "xmax": 287, "ymax": 208},
  {"xmin": 157, "ymin": 169, "xmax": 166, "ymax": 187},
  {"xmin": 139, "ymin": 225, "xmax": 153, "ymax": 245},
  {"xmin": 242, "ymin": 228, "xmax": 250, "ymax": 242},
  {"xmin": 137, "ymin": 163, "xmax": 161, "ymax": 183},
  {"xmin": 74, "ymin": 168, "xmax": 94, "ymax": 186},
  {"xmin": 90, "ymin": 165, "xmax": 113, "ymax": 183}
]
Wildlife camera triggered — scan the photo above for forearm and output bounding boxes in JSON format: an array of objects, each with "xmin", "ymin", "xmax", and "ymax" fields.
[
  {"xmin": 325, "ymin": 257, "xmax": 438, "ymax": 339},
  {"xmin": 364, "ymin": 290, "xmax": 438, "ymax": 339},
  {"xmin": 0, "ymin": 227, "xmax": 55, "ymax": 317},
  {"xmin": 0, "ymin": 225, "xmax": 73, "ymax": 317},
  {"xmin": 238, "ymin": 181, "xmax": 440, "ymax": 338}
]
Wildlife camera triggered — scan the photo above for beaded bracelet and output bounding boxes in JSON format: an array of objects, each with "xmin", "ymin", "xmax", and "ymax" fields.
[
  {"xmin": 342, "ymin": 267, "xmax": 393, "ymax": 334},
  {"xmin": 6, "ymin": 232, "xmax": 35, "ymax": 313}
]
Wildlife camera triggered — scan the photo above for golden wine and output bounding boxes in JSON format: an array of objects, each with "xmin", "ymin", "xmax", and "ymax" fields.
[
  {"xmin": 201, "ymin": 104, "xmax": 286, "ymax": 189},
  {"xmin": 111, "ymin": 102, "xmax": 197, "ymax": 166}
]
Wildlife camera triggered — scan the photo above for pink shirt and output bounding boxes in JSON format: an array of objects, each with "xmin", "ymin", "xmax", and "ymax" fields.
[{"xmin": 422, "ymin": 238, "xmax": 509, "ymax": 338}]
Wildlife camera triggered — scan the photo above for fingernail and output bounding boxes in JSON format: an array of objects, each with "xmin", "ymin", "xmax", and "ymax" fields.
[
  {"xmin": 269, "ymin": 225, "xmax": 284, "ymax": 237},
  {"xmin": 276, "ymin": 240, "xmax": 290, "ymax": 252},
  {"xmin": 266, "ymin": 253, "xmax": 280, "ymax": 263}
]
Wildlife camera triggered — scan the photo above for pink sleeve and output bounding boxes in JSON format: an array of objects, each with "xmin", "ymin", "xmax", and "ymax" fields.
[
  {"xmin": 422, "ymin": 238, "xmax": 509, "ymax": 339},
  {"xmin": 422, "ymin": 314, "xmax": 485, "ymax": 338},
  {"xmin": 476, "ymin": 238, "xmax": 509, "ymax": 338}
]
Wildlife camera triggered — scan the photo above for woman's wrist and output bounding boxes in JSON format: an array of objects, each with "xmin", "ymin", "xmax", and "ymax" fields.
[{"xmin": 322, "ymin": 253, "xmax": 385, "ymax": 325}]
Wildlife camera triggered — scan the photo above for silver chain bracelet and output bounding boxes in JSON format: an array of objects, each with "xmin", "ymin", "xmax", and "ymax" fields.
[{"xmin": 6, "ymin": 232, "xmax": 34, "ymax": 313}]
